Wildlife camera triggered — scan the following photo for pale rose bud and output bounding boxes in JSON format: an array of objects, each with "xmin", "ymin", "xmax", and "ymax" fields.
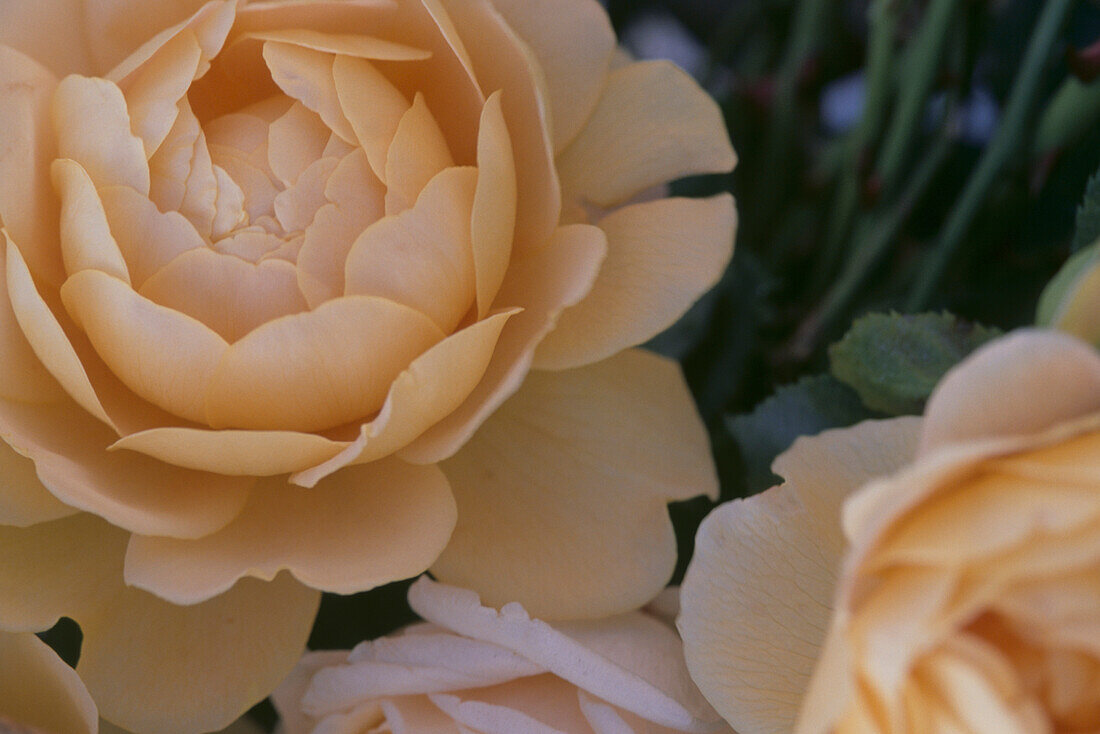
[
  {"xmin": 274, "ymin": 577, "xmax": 732, "ymax": 734},
  {"xmin": 680, "ymin": 330, "xmax": 1100, "ymax": 733}
]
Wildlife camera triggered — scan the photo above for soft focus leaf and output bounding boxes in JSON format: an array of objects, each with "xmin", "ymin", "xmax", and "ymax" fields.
[
  {"xmin": 829, "ymin": 312, "xmax": 1002, "ymax": 415},
  {"xmin": 1072, "ymin": 166, "xmax": 1100, "ymax": 253}
]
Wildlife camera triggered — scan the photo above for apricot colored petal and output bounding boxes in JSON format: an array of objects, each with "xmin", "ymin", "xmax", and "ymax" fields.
[
  {"xmin": 920, "ymin": 330, "xmax": 1100, "ymax": 456},
  {"xmin": 679, "ymin": 418, "xmax": 921, "ymax": 734},
  {"xmin": 535, "ymin": 195, "xmax": 736, "ymax": 370},
  {"xmin": 0, "ymin": 437, "xmax": 75, "ymax": 527},
  {"xmin": 274, "ymin": 157, "xmax": 340, "ymax": 233},
  {"xmin": 52, "ymin": 76, "xmax": 150, "ymax": 194},
  {"xmin": 79, "ymin": 574, "xmax": 319, "ymax": 734},
  {"xmin": 399, "ymin": 224, "xmax": 606, "ymax": 464},
  {"xmin": 0, "ymin": 632, "xmax": 97, "ymax": 734},
  {"xmin": 264, "ymin": 41, "xmax": 356, "ymax": 143},
  {"xmin": 384, "ymin": 93, "xmax": 454, "ymax": 215},
  {"xmin": 139, "ymin": 248, "xmax": 308, "ymax": 342},
  {"xmin": 430, "ymin": 349, "xmax": 713, "ymax": 620},
  {"xmin": 110, "ymin": 427, "xmax": 342, "ymax": 477},
  {"xmin": 271, "ymin": 650, "xmax": 349, "ymax": 734},
  {"xmin": 97, "ymin": 185, "xmax": 205, "ymax": 288},
  {"xmin": 297, "ymin": 150, "xmax": 385, "ymax": 308},
  {"xmin": 60, "ymin": 269, "xmax": 229, "ymax": 424},
  {"xmin": 125, "ymin": 459, "xmax": 454, "ymax": 603},
  {"xmin": 0, "ymin": 238, "xmax": 64, "ymax": 406},
  {"xmin": 243, "ymin": 29, "xmax": 430, "ymax": 60},
  {"xmin": 346, "ymin": 167, "xmax": 475, "ymax": 333},
  {"xmin": 0, "ymin": 46, "xmax": 64, "ymax": 287},
  {"xmin": 51, "ymin": 160, "xmax": 130, "ymax": 283},
  {"xmin": 441, "ymin": 0, "xmax": 559, "ymax": 251},
  {"xmin": 268, "ymin": 101, "xmax": 332, "ymax": 187},
  {"xmin": 146, "ymin": 98, "xmax": 222, "ymax": 237},
  {"xmin": 205, "ymin": 296, "xmax": 444, "ymax": 432},
  {"xmin": 0, "ymin": 398, "xmax": 250, "ymax": 537},
  {"xmin": 333, "ymin": 55, "xmax": 410, "ymax": 183},
  {"xmin": 211, "ymin": 150, "xmax": 281, "ymax": 224},
  {"xmin": 0, "ymin": 0, "xmax": 92, "ymax": 77},
  {"xmin": 82, "ymin": 0, "xmax": 222, "ymax": 77},
  {"xmin": 292, "ymin": 310, "xmax": 515, "ymax": 487},
  {"xmin": 121, "ymin": 30, "xmax": 202, "ymax": 158},
  {"xmin": 491, "ymin": 0, "xmax": 615, "ymax": 151},
  {"xmin": 6, "ymin": 238, "xmax": 116, "ymax": 430},
  {"xmin": 472, "ymin": 91, "xmax": 517, "ymax": 318},
  {"xmin": 409, "ymin": 579, "xmax": 715, "ymax": 731},
  {"xmin": 559, "ymin": 61, "xmax": 736, "ymax": 207}
]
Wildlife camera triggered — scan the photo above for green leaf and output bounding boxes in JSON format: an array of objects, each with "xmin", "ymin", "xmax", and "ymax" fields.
[
  {"xmin": 1072, "ymin": 167, "xmax": 1100, "ymax": 253},
  {"xmin": 829, "ymin": 312, "xmax": 1002, "ymax": 415},
  {"xmin": 726, "ymin": 374, "xmax": 874, "ymax": 496}
]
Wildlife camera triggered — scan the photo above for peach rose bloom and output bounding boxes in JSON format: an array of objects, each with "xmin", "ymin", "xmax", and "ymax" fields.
[
  {"xmin": 273, "ymin": 577, "xmax": 731, "ymax": 733},
  {"xmin": 679, "ymin": 331, "xmax": 1100, "ymax": 733},
  {"xmin": 0, "ymin": 0, "xmax": 735, "ymax": 730}
]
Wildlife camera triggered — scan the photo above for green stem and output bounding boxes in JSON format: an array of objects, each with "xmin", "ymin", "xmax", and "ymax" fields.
[
  {"xmin": 875, "ymin": 0, "xmax": 958, "ymax": 195},
  {"xmin": 907, "ymin": 0, "xmax": 1078, "ymax": 310}
]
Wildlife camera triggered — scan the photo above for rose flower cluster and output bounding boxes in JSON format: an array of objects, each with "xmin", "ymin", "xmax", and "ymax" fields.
[{"xmin": 0, "ymin": 0, "xmax": 735, "ymax": 730}]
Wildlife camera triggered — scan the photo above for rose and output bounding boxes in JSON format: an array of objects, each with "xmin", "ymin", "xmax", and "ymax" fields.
[
  {"xmin": 0, "ymin": 0, "xmax": 736, "ymax": 730},
  {"xmin": 679, "ymin": 331, "xmax": 1100, "ymax": 733},
  {"xmin": 273, "ymin": 577, "xmax": 731, "ymax": 733},
  {"xmin": 0, "ymin": 632, "xmax": 97, "ymax": 734}
]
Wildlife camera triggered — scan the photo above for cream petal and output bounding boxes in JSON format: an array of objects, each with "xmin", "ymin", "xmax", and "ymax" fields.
[
  {"xmin": 0, "ymin": 436, "xmax": 75, "ymax": 527},
  {"xmin": 242, "ymin": 29, "xmax": 431, "ymax": 61},
  {"xmin": 490, "ymin": 0, "xmax": 615, "ymax": 152},
  {"xmin": 271, "ymin": 650, "xmax": 349, "ymax": 734},
  {"xmin": 471, "ymin": 91, "xmax": 517, "ymax": 318},
  {"xmin": 264, "ymin": 41, "xmax": 356, "ymax": 144},
  {"xmin": 51, "ymin": 75, "xmax": 150, "ymax": 194},
  {"xmin": 346, "ymin": 167, "xmax": 475, "ymax": 333},
  {"xmin": 205, "ymin": 111, "xmax": 270, "ymax": 164},
  {"xmin": 0, "ymin": 0, "xmax": 92, "ymax": 78},
  {"xmin": 0, "ymin": 46, "xmax": 65, "ymax": 287},
  {"xmin": 5, "ymin": 237, "xmax": 116, "ymax": 430},
  {"xmin": 558, "ymin": 61, "xmax": 736, "ymax": 208},
  {"xmin": 98, "ymin": 185, "xmax": 205, "ymax": 288},
  {"xmin": 51, "ymin": 159, "xmax": 130, "ymax": 283},
  {"xmin": 121, "ymin": 30, "xmax": 202, "ymax": 158},
  {"xmin": 147, "ymin": 98, "xmax": 219, "ymax": 236},
  {"xmin": 79, "ymin": 573, "xmax": 319, "ymax": 734},
  {"xmin": 381, "ymin": 696, "xmax": 463, "ymax": 734},
  {"xmin": 110, "ymin": 426, "xmax": 343, "ymax": 477},
  {"xmin": 409, "ymin": 580, "xmax": 712, "ymax": 731},
  {"xmin": 297, "ymin": 150, "xmax": 386, "ymax": 308},
  {"xmin": 535, "ymin": 195, "xmax": 736, "ymax": 370},
  {"xmin": 268, "ymin": 101, "xmax": 332, "ymax": 187},
  {"xmin": 920, "ymin": 329, "xmax": 1100, "ymax": 456},
  {"xmin": 679, "ymin": 418, "xmax": 921, "ymax": 733},
  {"xmin": 60, "ymin": 269, "xmax": 229, "ymax": 424},
  {"xmin": 440, "ymin": 0, "xmax": 560, "ymax": 250},
  {"xmin": 291, "ymin": 310, "xmax": 515, "ymax": 487},
  {"xmin": 0, "ymin": 399, "xmax": 251, "ymax": 538},
  {"xmin": 212, "ymin": 229, "xmax": 284, "ymax": 262},
  {"xmin": 332, "ymin": 55, "xmax": 410, "ymax": 183},
  {"xmin": 399, "ymin": 224, "xmax": 606, "ymax": 464},
  {"xmin": 139, "ymin": 247, "xmax": 308, "ymax": 342},
  {"xmin": 204, "ymin": 296, "xmax": 445, "ymax": 431},
  {"xmin": 125, "ymin": 459, "xmax": 454, "ymax": 605},
  {"xmin": 384, "ymin": 93, "xmax": 455, "ymax": 215},
  {"xmin": 427, "ymin": 691, "xmax": 568, "ymax": 734},
  {"xmin": 0, "ymin": 632, "xmax": 97, "ymax": 734},
  {"xmin": 209, "ymin": 149, "xmax": 281, "ymax": 223},
  {"xmin": 429, "ymin": 350, "xmax": 714, "ymax": 620},
  {"xmin": 211, "ymin": 164, "xmax": 249, "ymax": 238},
  {"xmin": 274, "ymin": 157, "xmax": 340, "ymax": 233}
]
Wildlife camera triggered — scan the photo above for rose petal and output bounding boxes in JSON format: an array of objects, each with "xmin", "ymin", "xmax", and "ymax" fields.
[
  {"xmin": 124, "ymin": 459, "xmax": 454, "ymax": 603},
  {"xmin": 384, "ymin": 93, "xmax": 454, "ymax": 215},
  {"xmin": 273, "ymin": 157, "xmax": 340, "ymax": 233},
  {"xmin": 271, "ymin": 650, "xmax": 349, "ymax": 734},
  {"xmin": 121, "ymin": 29, "xmax": 203, "ymax": 157},
  {"xmin": 346, "ymin": 166, "xmax": 475, "ymax": 333},
  {"xmin": 0, "ymin": 632, "xmax": 97, "ymax": 734},
  {"xmin": 332, "ymin": 55, "xmax": 410, "ymax": 183},
  {"xmin": 535, "ymin": 195, "xmax": 736, "ymax": 370},
  {"xmin": 204, "ymin": 296, "xmax": 444, "ymax": 432},
  {"xmin": 98, "ymin": 185, "xmax": 205, "ymax": 288},
  {"xmin": 679, "ymin": 418, "xmax": 921, "ymax": 734},
  {"xmin": 0, "ymin": 437, "xmax": 75, "ymax": 528},
  {"xmin": 0, "ymin": 0, "xmax": 93, "ymax": 77},
  {"xmin": 242, "ymin": 28, "xmax": 431, "ymax": 61},
  {"xmin": 430, "ymin": 350, "xmax": 714, "ymax": 620},
  {"xmin": 0, "ymin": 234, "xmax": 65, "ymax": 405},
  {"xmin": 558, "ymin": 60, "xmax": 736, "ymax": 208},
  {"xmin": 51, "ymin": 75, "xmax": 150, "ymax": 194},
  {"xmin": 471, "ymin": 91, "xmax": 517, "ymax": 318},
  {"xmin": 490, "ymin": 0, "xmax": 615, "ymax": 151},
  {"xmin": 268, "ymin": 101, "xmax": 332, "ymax": 188},
  {"xmin": 51, "ymin": 159, "xmax": 131, "ymax": 283},
  {"xmin": 263, "ymin": 41, "xmax": 356, "ymax": 144}
]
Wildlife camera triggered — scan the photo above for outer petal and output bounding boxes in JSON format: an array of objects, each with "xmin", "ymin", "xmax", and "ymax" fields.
[
  {"xmin": 0, "ymin": 632, "xmax": 97, "ymax": 734},
  {"xmin": 557, "ymin": 61, "xmax": 736, "ymax": 208},
  {"xmin": 0, "ymin": 436, "xmax": 75, "ymax": 527},
  {"xmin": 80, "ymin": 0, "xmax": 211, "ymax": 75},
  {"xmin": 471, "ymin": 91, "xmax": 517, "ymax": 318},
  {"xmin": 431, "ymin": 349, "xmax": 715, "ymax": 620},
  {"xmin": 535, "ymin": 195, "xmax": 736, "ymax": 370},
  {"xmin": 490, "ymin": 0, "xmax": 615, "ymax": 152},
  {"xmin": 123, "ymin": 459, "xmax": 456, "ymax": 603},
  {"xmin": 0, "ymin": 2, "xmax": 92, "ymax": 78},
  {"xmin": 679, "ymin": 418, "xmax": 921, "ymax": 734},
  {"xmin": 919, "ymin": 330, "xmax": 1100, "ymax": 456}
]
